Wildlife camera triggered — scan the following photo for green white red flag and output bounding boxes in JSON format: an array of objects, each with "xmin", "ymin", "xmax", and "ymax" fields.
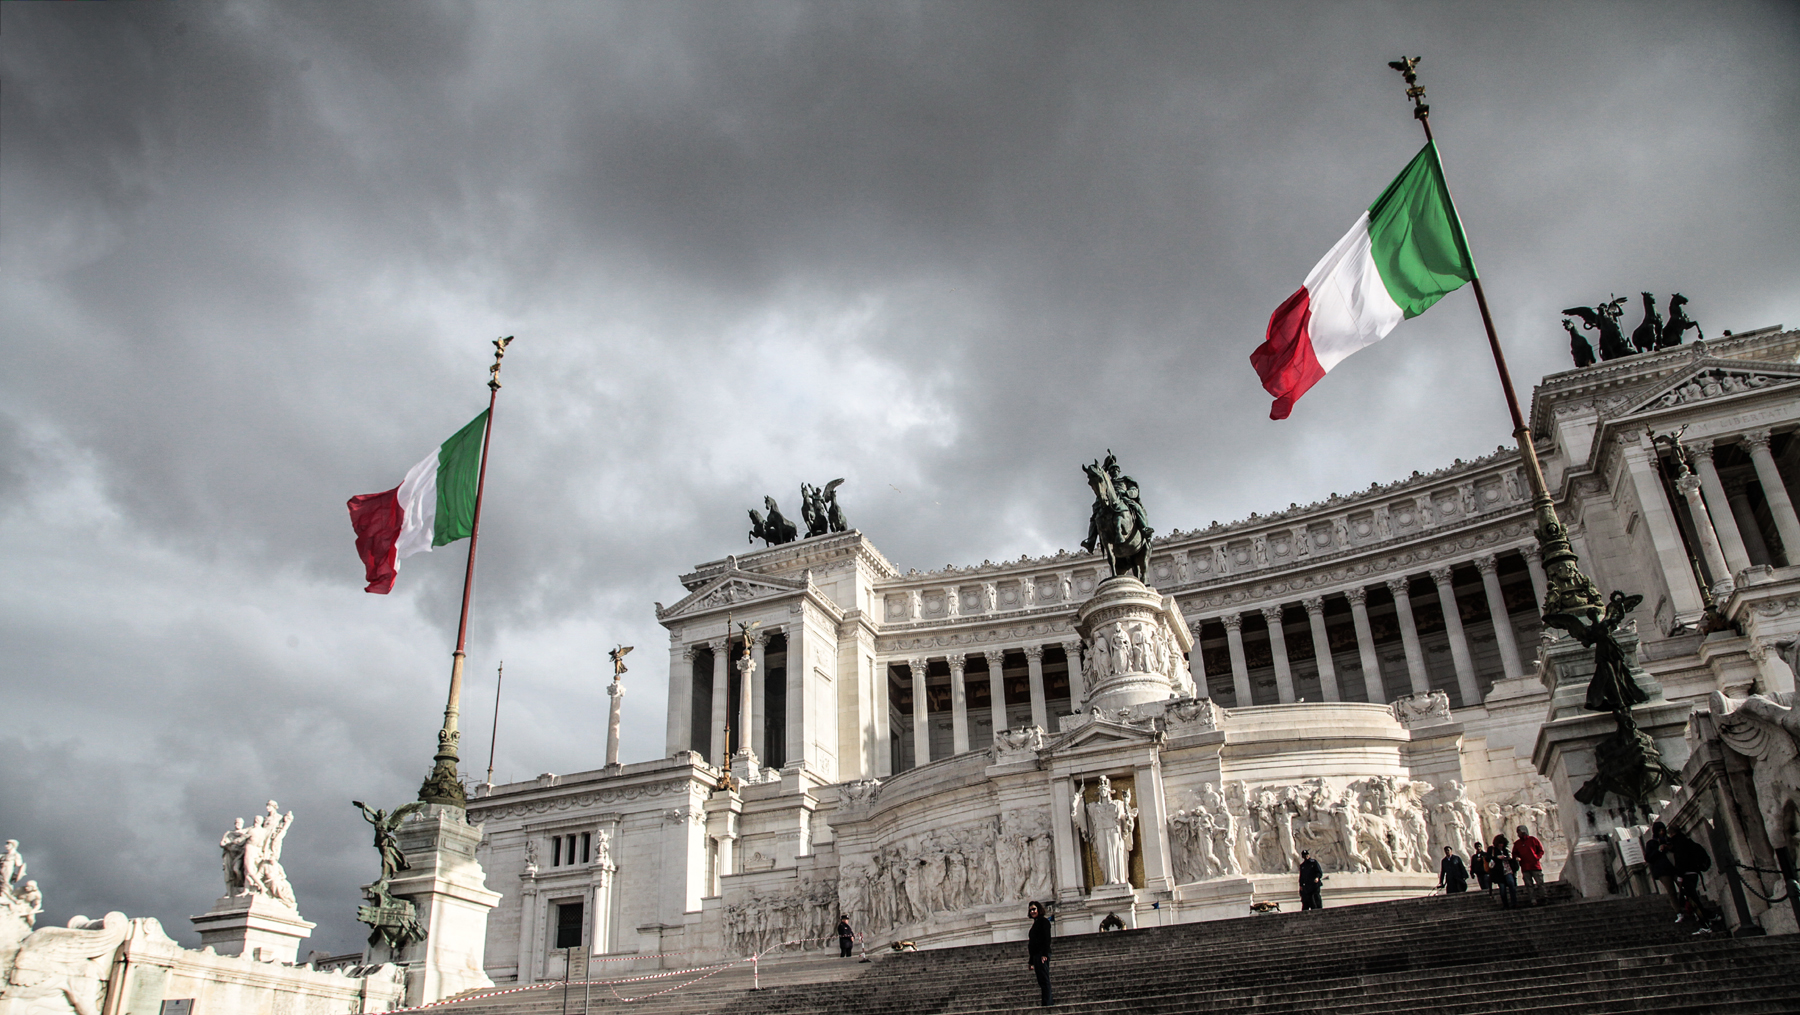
[
  {"xmin": 1251, "ymin": 142, "xmax": 1476, "ymax": 419},
  {"xmin": 346, "ymin": 410, "xmax": 488, "ymax": 594}
]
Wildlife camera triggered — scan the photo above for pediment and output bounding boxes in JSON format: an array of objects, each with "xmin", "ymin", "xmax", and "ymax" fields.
[
  {"xmin": 1611, "ymin": 359, "xmax": 1800, "ymax": 420},
  {"xmin": 656, "ymin": 568, "xmax": 807, "ymax": 620},
  {"xmin": 1045, "ymin": 717, "xmax": 1159, "ymax": 753}
]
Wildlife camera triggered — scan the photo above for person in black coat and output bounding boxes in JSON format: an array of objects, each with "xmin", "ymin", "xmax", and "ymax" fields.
[
  {"xmin": 1027, "ymin": 901, "xmax": 1053, "ymax": 1006},
  {"xmin": 1438, "ymin": 846, "xmax": 1469, "ymax": 894},
  {"xmin": 1297, "ymin": 850, "xmax": 1324, "ymax": 910},
  {"xmin": 836, "ymin": 915, "xmax": 854, "ymax": 958}
]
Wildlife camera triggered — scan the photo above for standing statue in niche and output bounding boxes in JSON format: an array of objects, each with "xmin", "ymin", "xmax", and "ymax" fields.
[
  {"xmin": 1630, "ymin": 292, "xmax": 1663, "ymax": 353},
  {"xmin": 1081, "ymin": 451, "xmax": 1154, "ymax": 581},
  {"xmin": 1660, "ymin": 293, "xmax": 1703, "ymax": 347},
  {"xmin": 1562, "ymin": 297, "xmax": 1632, "ymax": 360},
  {"xmin": 747, "ymin": 496, "xmax": 798, "ymax": 546},
  {"xmin": 1072, "ymin": 775, "xmax": 1138, "ymax": 887}
]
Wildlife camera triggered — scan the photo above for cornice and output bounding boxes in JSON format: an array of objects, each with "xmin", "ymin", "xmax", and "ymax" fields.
[{"xmin": 1529, "ymin": 327, "xmax": 1797, "ymax": 438}]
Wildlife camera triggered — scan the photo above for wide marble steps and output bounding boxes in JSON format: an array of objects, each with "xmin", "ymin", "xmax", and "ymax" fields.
[{"xmin": 432, "ymin": 887, "xmax": 1800, "ymax": 1014}]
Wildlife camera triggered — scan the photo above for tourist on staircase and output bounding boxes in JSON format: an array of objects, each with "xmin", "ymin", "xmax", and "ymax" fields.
[
  {"xmin": 1438, "ymin": 846, "xmax": 1468, "ymax": 894},
  {"xmin": 1027, "ymin": 901, "xmax": 1054, "ymax": 1007},
  {"xmin": 1662, "ymin": 827, "xmax": 1716, "ymax": 934},
  {"xmin": 1487, "ymin": 834, "xmax": 1519, "ymax": 909},
  {"xmin": 1644, "ymin": 822, "xmax": 1683, "ymax": 920},
  {"xmin": 837, "ymin": 914, "xmax": 854, "ymax": 958},
  {"xmin": 1513, "ymin": 825, "xmax": 1547, "ymax": 906},
  {"xmin": 1470, "ymin": 845, "xmax": 1491, "ymax": 892},
  {"xmin": 1298, "ymin": 850, "xmax": 1324, "ymax": 910}
]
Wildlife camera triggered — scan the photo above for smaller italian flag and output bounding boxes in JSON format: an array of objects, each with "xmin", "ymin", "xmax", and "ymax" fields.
[
  {"xmin": 346, "ymin": 410, "xmax": 488, "ymax": 594},
  {"xmin": 1251, "ymin": 142, "xmax": 1476, "ymax": 419}
]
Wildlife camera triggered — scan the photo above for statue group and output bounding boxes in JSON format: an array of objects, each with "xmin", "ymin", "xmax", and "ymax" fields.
[
  {"xmin": 748, "ymin": 479, "xmax": 849, "ymax": 546},
  {"xmin": 1563, "ymin": 292, "xmax": 1701, "ymax": 367},
  {"xmin": 1, "ymin": 839, "xmax": 42, "ymax": 931},
  {"xmin": 218, "ymin": 801, "xmax": 297, "ymax": 907},
  {"xmin": 1081, "ymin": 452, "xmax": 1154, "ymax": 581}
]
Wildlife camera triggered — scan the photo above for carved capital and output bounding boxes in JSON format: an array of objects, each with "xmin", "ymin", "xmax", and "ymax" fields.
[
  {"xmin": 907, "ymin": 658, "xmax": 929, "ymax": 678},
  {"xmin": 1742, "ymin": 429, "xmax": 1774, "ymax": 453},
  {"xmin": 709, "ymin": 638, "xmax": 728, "ymax": 655},
  {"xmin": 681, "ymin": 647, "xmax": 697, "ymax": 662},
  {"xmin": 1684, "ymin": 438, "xmax": 1716, "ymax": 464},
  {"xmin": 1345, "ymin": 586, "xmax": 1369, "ymax": 608},
  {"xmin": 1474, "ymin": 554, "xmax": 1498, "ymax": 576},
  {"xmin": 1429, "ymin": 566, "xmax": 1454, "ymax": 586},
  {"xmin": 1520, "ymin": 543, "xmax": 1542, "ymax": 564},
  {"xmin": 983, "ymin": 649, "xmax": 1006, "ymax": 667},
  {"xmin": 1221, "ymin": 613, "xmax": 1244, "ymax": 632},
  {"xmin": 946, "ymin": 654, "xmax": 967, "ymax": 675},
  {"xmin": 1024, "ymin": 644, "xmax": 1046, "ymax": 661},
  {"xmin": 1676, "ymin": 473, "xmax": 1703, "ymax": 496},
  {"xmin": 1384, "ymin": 576, "xmax": 1411, "ymax": 598},
  {"xmin": 1302, "ymin": 596, "xmax": 1325, "ymax": 617},
  {"xmin": 1060, "ymin": 638, "xmax": 1082, "ymax": 656},
  {"xmin": 1259, "ymin": 604, "xmax": 1284, "ymax": 625}
]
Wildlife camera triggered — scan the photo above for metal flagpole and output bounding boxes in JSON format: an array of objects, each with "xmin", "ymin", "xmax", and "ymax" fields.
[
  {"xmin": 485, "ymin": 661, "xmax": 505, "ymax": 789},
  {"xmin": 1386, "ymin": 59, "xmax": 1603, "ymax": 622},
  {"xmin": 420, "ymin": 336, "xmax": 515, "ymax": 808}
]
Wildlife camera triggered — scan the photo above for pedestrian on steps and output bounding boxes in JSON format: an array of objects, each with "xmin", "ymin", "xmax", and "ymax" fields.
[
  {"xmin": 836, "ymin": 914, "xmax": 854, "ymax": 958},
  {"xmin": 1644, "ymin": 821, "xmax": 1682, "ymax": 919},
  {"xmin": 1663, "ymin": 827, "xmax": 1715, "ymax": 934},
  {"xmin": 1513, "ymin": 825, "xmax": 1546, "ymax": 906},
  {"xmin": 1470, "ymin": 845, "xmax": 1491, "ymax": 892},
  {"xmin": 1298, "ymin": 850, "xmax": 1324, "ymax": 910},
  {"xmin": 1488, "ymin": 834, "xmax": 1518, "ymax": 909},
  {"xmin": 1438, "ymin": 846, "xmax": 1469, "ymax": 894},
  {"xmin": 1027, "ymin": 901, "xmax": 1053, "ymax": 1007}
]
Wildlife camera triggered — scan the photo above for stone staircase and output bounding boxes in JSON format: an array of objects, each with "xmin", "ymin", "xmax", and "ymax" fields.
[{"xmin": 432, "ymin": 887, "xmax": 1800, "ymax": 1014}]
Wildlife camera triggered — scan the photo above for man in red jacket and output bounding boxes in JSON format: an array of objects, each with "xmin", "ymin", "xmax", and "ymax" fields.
[{"xmin": 1513, "ymin": 824, "xmax": 1547, "ymax": 906}]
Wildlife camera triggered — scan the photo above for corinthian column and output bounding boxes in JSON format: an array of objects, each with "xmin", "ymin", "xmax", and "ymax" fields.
[
  {"xmin": 666, "ymin": 643, "xmax": 695, "ymax": 756},
  {"xmin": 1261, "ymin": 605, "xmax": 1295, "ymax": 703},
  {"xmin": 909, "ymin": 658, "xmax": 931, "ymax": 769},
  {"xmin": 1676, "ymin": 470, "xmax": 1736, "ymax": 599},
  {"xmin": 948, "ymin": 655, "xmax": 969, "ymax": 755},
  {"xmin": 1742, "ymin": 430, "xmax": 1800, "ymax": 563},
  {"xmin": 1687, "ymin": 440, "xmax": 1752, "ymax": 578},
  {"xmin": 709, "ymin": 638, "xmax": 728, "ymax": 765},
  {"xmin": 1474, "ymin": 555, "xmax": 1524, "ymax": 680},
  {"xmin": 1061, "ymin": 638, "xmax": 1086, "ymax": 707},
  {"xmin": 1186, "ymin": 621, "xmax": 1209, "ymax": 699},
  {"xmin": 1301, "ymin": 598, "xmax": 1340, "ymax": 701},
  {"xmin": 749, "ymin": 632, "xmax": 768, "ymax": 760},
  {"xmin": 1386, "ymin": 578, "xmax": 1431, "ymax": 697},
  {"xmin": 1025, "ymin": 645, "xmax": 1050, "ymax": 730},
  {"xmin": 985, "ymin": 650, "xmax": 1008, "ymax": 735},
  {"xmin": 1519, "ymin": 544, "xmax": 1547, "ymax": 607},
  {"xmin": 1430, "ymin": 566, "xmax": 1482, "ymax": 708},
  {"xmin": 1346, "ymin": 587, "xmax": 1385, "ymax": 704},
  {"xmin": 1223, "ymin": 613, "xmax": 1252, "ymax": 707}
]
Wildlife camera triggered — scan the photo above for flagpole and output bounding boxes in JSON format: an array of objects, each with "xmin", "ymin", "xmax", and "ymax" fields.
[
  {"xmin": 485, "ymin": 661, "xmax": 505, "ymax": 790},
  {"xmin": 1388, "ymin": 59, "xmax": 1603, "ymax": 620},
  {"xmin": 420, "ymin": 336, "xmax": 514, "ymax": 808}
]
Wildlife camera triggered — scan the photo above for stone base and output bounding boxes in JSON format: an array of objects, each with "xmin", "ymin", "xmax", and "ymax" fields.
[
  {"xmin": 364, "ymin": 804, "xmax": 501, "ymax": 1007},
  {"xmin": 189, "ymin": 893, "xmax": 314, "ymax": 964},
  {"xmin": 1074, "ymin": 576, "xmax": 1193, "ymax": 713}
]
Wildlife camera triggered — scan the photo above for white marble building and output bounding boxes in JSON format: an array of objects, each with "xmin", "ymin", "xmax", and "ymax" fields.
[{"xmin": 467, "ymin": 326, "xmax": 1800, "ymax": 978}]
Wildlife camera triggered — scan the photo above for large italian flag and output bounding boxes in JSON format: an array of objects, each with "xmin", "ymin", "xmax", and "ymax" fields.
[
  {"xmin": 346, "ymin": 410, "xmax": 488, "ymax": 594},
  {"xmin": 1251, "ymin": 142, "xmax": 1476, "ymax": 419}
]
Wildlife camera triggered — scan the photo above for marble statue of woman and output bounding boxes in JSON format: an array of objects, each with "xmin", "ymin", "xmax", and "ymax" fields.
[{"xmin": 1072, "ymin": 776, "xmax": 1137, "ymax": 885}]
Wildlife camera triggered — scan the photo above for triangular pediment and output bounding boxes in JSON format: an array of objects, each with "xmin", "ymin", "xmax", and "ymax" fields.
[
  {"xmin": 656, "ymin": 568, "xmax": 807, "ymax": 620},
  {"xmin": 1612, "ymin": 359, "xmax": 1800, "ymax": 420},
  {"xmin": 1046, "ymin": 717, "xmax": 1158, "ymax": 753}
]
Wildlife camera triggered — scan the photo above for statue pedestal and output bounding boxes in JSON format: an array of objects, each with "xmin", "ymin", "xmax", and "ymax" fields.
[
  {"xmin": 1074, "ymin": 577, "xmax": 1193, "ymax": 713},
  {"xmin": 189, "ymin": 892, "xmax": 314, "ymax": 963},
  {"xmin": 366, "ymin": 804, "xmax": 501, "ymax": 1006}
]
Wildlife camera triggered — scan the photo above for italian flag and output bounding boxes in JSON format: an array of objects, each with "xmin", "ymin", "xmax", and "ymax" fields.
[
  {"xmin": 1251, "ymin": 142, "xmax": 1476, "ymax": 419},
  {"xmin": 346, "ymin": 410, "xmax": 488, "ymax": 594}
]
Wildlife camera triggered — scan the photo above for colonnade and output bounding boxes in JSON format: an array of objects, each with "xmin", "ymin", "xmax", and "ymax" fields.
[
  {"xmin": 1191, "ymin": 548, "xmax": 1543, "ymax": 710},
  {"xmin": 665, "ymin": 626, "xmax": 793, "ymax": 768},
  {"xmin": 896, "ymin": 638, "xmax": 1082, "ymax": 769}
]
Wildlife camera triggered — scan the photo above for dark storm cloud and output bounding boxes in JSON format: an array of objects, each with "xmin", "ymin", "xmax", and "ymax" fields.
[{"xmin": 3, "ymin": 1, "xmax": 1796, "ymax": 952}]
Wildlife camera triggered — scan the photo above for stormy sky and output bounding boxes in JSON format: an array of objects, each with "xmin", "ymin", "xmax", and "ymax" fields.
[{"xmin": 3, "ymin": 2, "xmax": 1795, "ymax": 955}]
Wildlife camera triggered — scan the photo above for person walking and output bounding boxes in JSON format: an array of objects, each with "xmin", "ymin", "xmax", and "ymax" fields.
[
  {"xmin": 1026, "ymin": 901, "xmax": 1053, "ymax": 1007},
  {"xmin": 1438, "ymin": 846, "xmax": 1469, "ymax": 894},
  {"xmin": 1488, "ymin": 834, "xmax": 1518, "ymax": 909},
  {"xmin": 1664, "ymin": 826, "xmax": 1714, "ymax": 934},
  {"xmin": 836, "ymin": 914, "xmax": 854, "ymax": 958},
  {"xmin": 1513, "ymin": 825, "xmax": 1547, "ymax": 906},
  {"xmin": 1470, "ymin": 844, "xmax": 1491, "ymax": 892},
  {"xmin": 1297, "ymin": 850, "xmax": 1324, "ymax": 910},
  {"xmin": 1644, "ymin": 822, "xmax": 1682, "ymax": 921}
]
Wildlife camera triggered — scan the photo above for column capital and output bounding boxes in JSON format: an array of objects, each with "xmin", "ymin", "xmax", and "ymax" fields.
[
  {"xmin": 1429, "ymin": 565, "xmax": 1455, "ymax": 586},
  {"xmin": 907, "ymin": 657, "xmax": 930, "ymax": 677},
  {"xmin": 1684, "ymin": 438, "xmax": 1716, "ymax": 463},
  {"xmin": 681, "ymin": 646, "xmax": 697, "ymax": 662},
  {"xmin": 1188, "ymin": 618, "xmax": 1206, "ymax": 637},
  {"xmin": 709, "ymin": 637, "xmax": 728, "ymax": 655},
  {"xmin": 1060, "ymin": 637, "xmax": 1082, "ymax": 655},
  {"xmin": 1260, "ymin": 604, "xmax": 1284, "ymax": 625},
  {"xmin": 1302, "ymin": 596, "xmax": 1325, "ymax": 617},
  {"xmin": 946, "ymin": 654, "xmax": 967, "ymax": 674},
  {"xmin": 1221, "ymin": 612, "xmax": 1244, "ymax": 631},
  {"xmin": 1384, "ymin": 576, "xmax": 1411, "ymax": 598},
  {"xmin": 1520, "ymin": 543, "xmax": 1541, "ymax": 563},
  {"xmin": 1473, "ymin": 554, "xmax": 1498, "ymax": 576},
  {"xmin": 1024, "ymin": 644, "xmax": 1046, "ymax": 661},
  {"xmin": 1344, "ymin": 586, "xmax": 1368, "ymax": 608},
  {"xmin": 1676, "ymin": 472, "xmax": 1703, "ymax": 496},
  {"xmin": 1742, "ymin": 429, "xmax": 1774, "ymax": 452},
  {"xmin": 983, "ymin": 648, "xmax": 1006, "ymax": 667}
]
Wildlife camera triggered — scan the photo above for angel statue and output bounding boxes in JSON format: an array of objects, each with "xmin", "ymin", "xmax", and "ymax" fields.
[
  {"xmin": 1562, "ymin": 297, "xmax": 1633, "ymax": 360},
  {"xmin": 1071, "ymin": 775, "xmax": 1138, "ymax": 886},
  {"xmin": 354, "ymin": 800, "xmax": 425, "ymax": 885},
  {"xmin": 1710, "ymin": 690, "xmax": 1800, "ymax": 852},
  {"xmin": 1543, "ymin": 590, "xmax": 1651, "ymax": 715}
]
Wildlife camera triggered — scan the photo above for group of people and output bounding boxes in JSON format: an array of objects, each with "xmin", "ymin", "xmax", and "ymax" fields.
[{"xmin": 1434, "ymin": 825, "xmax": 1547, "ymax": 908}]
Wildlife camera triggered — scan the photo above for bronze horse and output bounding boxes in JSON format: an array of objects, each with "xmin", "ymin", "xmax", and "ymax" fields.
[{"xmin": 1081, "ymin": 460, "xmax": 1152, "ymax": 581}]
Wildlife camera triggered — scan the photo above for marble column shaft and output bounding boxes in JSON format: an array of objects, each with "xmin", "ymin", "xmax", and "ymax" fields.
[
  {"xmin": 949, "ymin": 655, "xmax": 969, "ymax": 755},
  {"xmin": 1743, "ymin": 430, "xmax": 1800, "ymax": 563},
  {"xmin": 985, "ymin": 650, "xmax": 1008, "ymax": 735},
  {"xmin": 1301, "ymin": 598, "xmax": 1340, "ymax": 701},
  {"xmin": 1520, "ymin": 545, "xmax": 1548, "ymax": 608},
  {"xmin": 1025, "ymin": 645, "xmax": 1050, "ymax": 730},
  {"xmin": 1261, "ymin": 606, "xmax": 1295, "ymax": 703},
  {"xmin": 709, "ymin": 639, "xmax": 728, "ymax": 765},
  {"xmin": 1223, "ymin": 614, "xmax": 1253, "ymax": 707},
  {"xmin": 749, "ymin": 634, "xmax": 767, "ymax": 759},
  {"xmin": 1475, "ymin": 555, "xmax": 1524, "ymax": 680},
  {"xmin": 736, "ymin": 652, "xmax": 755, "ymax": 761},
  {"xmin": 1687, "ymin": 441, "xmax": 1752, "ymax": 577},
  {"xmin": 1623, "ymin": 439, "xmax": 1706, "ymax": 618},
  {"xmin": 1186, "ymin": 623, "xmax": 1209, "ymax": 700},
  {"xmin": 909, "ymin": 658, "xmax": 931, "ymax": 769},
  {"xmin": 1430, "ymin": 566, "xmax": 1483, "ymax": 708},
  {"xmin": 1677, "ymin": 471, "xmax": 1736, "ymax": 597},
  {"xmin": 1726, "ymin": 478, "xmax": 1775, "ymax": 565},
  {"xmin": 1346, "ymin": 587, "xmax": 1385, "ymax": 704},
  {"xmin": 1386, "ymin": 578, "xmax": 1431, "ymax": 697},
  {"xmin": 1061, "ymin": 639, "xmax": 1086, "ymax": 708},
  {"xmin": 666, "ymin": 643, "xmax": 693, "ymax": 756}
]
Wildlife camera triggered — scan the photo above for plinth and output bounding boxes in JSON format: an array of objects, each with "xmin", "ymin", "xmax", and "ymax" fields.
[
  {"xmin": 1075, "ymin": 576, "xmax": 1193, "ymax": 713},
  {"xmin": 365, "ymin": 804, "xmax": 501, "ymax": 1006},
  {"xmin": 189, "ymin": 892, "xmax": 315, "ymax": 963}
]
